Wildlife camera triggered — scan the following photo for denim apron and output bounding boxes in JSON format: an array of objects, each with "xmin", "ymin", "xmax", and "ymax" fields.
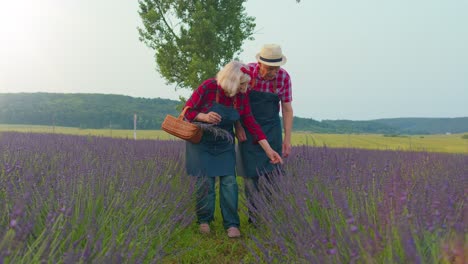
[
  {"xmin": 186, "ymin": 102, "xmax": 240, "ymax": 177},
  {"xmin": 239, "ymin": 89, "xmax": 283, "ymax": 178}
]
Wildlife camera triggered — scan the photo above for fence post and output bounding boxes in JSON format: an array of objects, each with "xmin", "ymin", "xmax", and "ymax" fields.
[{"xmin": 133, "ymin": 113, "xmax": 137, "ymax": 140}]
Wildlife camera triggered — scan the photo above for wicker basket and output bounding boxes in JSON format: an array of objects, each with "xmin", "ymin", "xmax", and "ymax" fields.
[{"xmin": 161, "ymin": 106, "xmax": 203, "ymax": 143}]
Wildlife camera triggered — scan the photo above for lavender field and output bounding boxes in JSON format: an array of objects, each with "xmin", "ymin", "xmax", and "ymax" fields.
[
  {"xmin": 1, "ymin": 132, "xmax": 466, "ymax": 263},
  {"xmin": 1, "ymin": 132, "xmax": 196, "ymax": 263},
  {"xmin": 246, "ymin": 146, "xmax": 466, "ymax": 263}
]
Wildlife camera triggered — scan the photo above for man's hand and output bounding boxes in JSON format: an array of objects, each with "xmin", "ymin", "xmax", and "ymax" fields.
[{"xmin": 282, "ymin": 141, "xmax": 292, "ymax": 158}]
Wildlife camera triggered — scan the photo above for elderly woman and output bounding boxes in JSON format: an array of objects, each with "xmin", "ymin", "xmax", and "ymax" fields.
[{"xmin": 184, "ymin": 61, "xmax": 282, "ymax": 238}]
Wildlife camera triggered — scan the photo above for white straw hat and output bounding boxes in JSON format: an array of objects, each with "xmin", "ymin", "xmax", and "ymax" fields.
[{"xmin": 255, "ymin": 44, "xmax": 287, "ymax": 66}]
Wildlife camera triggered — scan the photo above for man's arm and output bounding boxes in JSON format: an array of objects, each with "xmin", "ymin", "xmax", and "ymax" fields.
[{"xmin": 281, "ymin": 101, "xmax": 293, "ymax": 157}]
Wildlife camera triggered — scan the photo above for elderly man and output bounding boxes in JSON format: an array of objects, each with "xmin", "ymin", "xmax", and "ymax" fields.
[{"xmin": 236, "ymin": 44, "xmax": 293, "ymax": 224}]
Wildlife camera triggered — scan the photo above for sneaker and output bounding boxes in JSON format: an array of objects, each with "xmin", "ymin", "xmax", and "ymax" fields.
[
  {"xmin": 227, "ymin": 227, "xmax": 241, "ymax": 238},
  {"xmin": 199, "ymin": 223, "xmax": 210, "ymax": 234}
]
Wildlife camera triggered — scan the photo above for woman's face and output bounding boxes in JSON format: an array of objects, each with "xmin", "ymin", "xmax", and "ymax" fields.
[{"xmin": 238, "ymin": 81, "xmax": 249, "ymax": 94}]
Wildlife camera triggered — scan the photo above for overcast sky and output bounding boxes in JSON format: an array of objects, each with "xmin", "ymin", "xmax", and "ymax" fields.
[{"xmin": 0, "ymin": 0, "xmax": 467, "ymax": 121}]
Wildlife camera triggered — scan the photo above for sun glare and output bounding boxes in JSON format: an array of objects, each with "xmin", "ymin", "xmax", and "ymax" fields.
[
  {"xmin": 0, "ymin": 2, "xmax": 41, "ymax": 53},
  {"xmin": 0, "ymin": 1, "xmax": 59, "ymax": 92}
]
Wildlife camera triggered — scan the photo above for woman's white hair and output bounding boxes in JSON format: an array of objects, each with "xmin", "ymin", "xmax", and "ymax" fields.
[{"xmin": 216, "ymin": 61, "xmax": 251, "ymax": 97}]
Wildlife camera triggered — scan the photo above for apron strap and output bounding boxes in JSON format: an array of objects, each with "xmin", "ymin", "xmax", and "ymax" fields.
[
  {"xmin": 274, "ymin": 78, "xmax": 278, "ymax": 94},
  {"xmin": 250, "ymin": 77, "xmax": 256, "ymax": 90},
  {"xmin": 250, "ymin": 75, "xmax": 278, "ymax": 94}
]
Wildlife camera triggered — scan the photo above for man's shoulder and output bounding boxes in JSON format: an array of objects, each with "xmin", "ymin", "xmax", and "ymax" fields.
[
  {"xmin": 277, "ymin": 67, "xmax": 291, "ymax": 83},
  {"xmin": 278, "ymin": 67, "xmax": 290, "ymax": 76}
]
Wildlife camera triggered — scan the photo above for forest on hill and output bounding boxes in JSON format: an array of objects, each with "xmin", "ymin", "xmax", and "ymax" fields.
[{"xmin": 1, "ymin": 93, "xmax": 467, "ymax": 134}]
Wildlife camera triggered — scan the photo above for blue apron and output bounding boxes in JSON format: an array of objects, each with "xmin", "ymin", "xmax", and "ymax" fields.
[
  {"xmin": 186, "ymin": 102, "xmax": 240, "ymax": 177},
  {"xmin": 239, "ymin": 90, "xmax": 283, "ymax": 178}
]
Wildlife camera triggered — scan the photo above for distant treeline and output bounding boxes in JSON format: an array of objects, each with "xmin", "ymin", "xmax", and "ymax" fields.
[
  {"xmin": 0, "ymin": 93, "xmax": 179, "ymax": 130},
  {"xmin": 1, "ymin": 93, "xmax": 467, "ymax": 134}
]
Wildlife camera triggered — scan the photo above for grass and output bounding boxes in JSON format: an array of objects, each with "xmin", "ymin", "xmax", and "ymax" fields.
[
  {"xmin": 163, "ymin": 177, "xmax": 260, "ymax": 263},
  {"xmin": 0, "ymin": 124, "xmax": 173, "ymax": 140},
  {"xmin": 1, "ymin": 124, "xmax": 467, "ymax": 154},
  {"xmin": 292, "ymin": 132, "xmax": 468, "ymax": 153}
]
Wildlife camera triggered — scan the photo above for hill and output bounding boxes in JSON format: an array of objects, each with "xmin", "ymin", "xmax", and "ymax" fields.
[
  {"xmin": 0, "ymin": 93, "xmax": 466, "ymax": 134},
  {"xmin": 0, "ymin": 93, "xmax": 179, "ymax": 130},
  {"xmin": 373, "ymin": 117, "xmax": 468, "ymax": 134}
]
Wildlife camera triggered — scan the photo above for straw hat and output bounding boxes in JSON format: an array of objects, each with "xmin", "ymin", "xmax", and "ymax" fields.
[{"xmin": 255, "ymin": 44, "xmax": 287, "ymax": 66}]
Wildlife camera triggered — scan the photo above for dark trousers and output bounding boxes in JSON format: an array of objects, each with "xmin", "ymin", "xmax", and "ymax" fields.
[{"xmin": 196, "ymin": 175, "xmax": 240, "ymax": 229}]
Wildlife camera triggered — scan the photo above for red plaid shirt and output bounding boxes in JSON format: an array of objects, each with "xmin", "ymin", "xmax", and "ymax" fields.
[
  {"xmin": 247, "ymin": 63, "xmax": 292, "ymax": 104},
  {"xmin": 184, "ymin": 78, "xmax": 266, "ymax": 142}
]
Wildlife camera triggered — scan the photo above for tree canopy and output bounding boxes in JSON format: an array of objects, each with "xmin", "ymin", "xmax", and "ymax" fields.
[{"xmin": 138, "ymin": 0, "xmax": 255, "ymax": 91}]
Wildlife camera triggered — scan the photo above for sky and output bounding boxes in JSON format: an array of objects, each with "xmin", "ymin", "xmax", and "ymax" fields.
[{"xmin": 0, "ymin": 0, "xmax": 467, "ymax": 121}]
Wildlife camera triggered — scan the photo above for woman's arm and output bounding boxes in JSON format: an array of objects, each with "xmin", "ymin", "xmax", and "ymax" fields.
[
  {"xmin": 234, "ymin": 120, "xmax": 247, "ymax": 142},
  {"xmin": 185, "ymin": 79, "xmax": 220, "ymax": 122},
  {"xmin": 258, "ymin": 139, "xmax": 283, "ymax": 164},
  {"xmin": 237, "ymin": 92, "xmax": 266, "ymax": 142},
  {"xmin": 195, "ymin": 112, "xmax": 221, "ymax": 124}
]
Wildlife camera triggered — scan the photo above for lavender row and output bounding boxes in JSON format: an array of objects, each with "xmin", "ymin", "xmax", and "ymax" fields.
[
  {"xmin": 0, "ymin": 132, "xmax": 195, "ymax": 263},
  {"xmin": 245, "ymin": 146, "xmax": 467, "ymax": 263}
]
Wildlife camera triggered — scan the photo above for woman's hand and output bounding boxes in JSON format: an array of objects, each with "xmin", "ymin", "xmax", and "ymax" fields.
[
  {"xmin": 196, "ymin": 112, "xmax": 221, "ymax": 124},
  {"xmin": 266, "ymin": 150, "xmax": 283, "ymax": 164},
  {"xmin": 235, "ymin": 121, "xmax": 247, "ymax": 142},
  {"xmin": 258, "ymin": 139, "xmax": 283, "ymax": 164}
]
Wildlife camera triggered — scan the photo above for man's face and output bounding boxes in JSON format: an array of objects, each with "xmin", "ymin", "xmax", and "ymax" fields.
[{"xmin": 258, "ymin": 63, "xmax": 280, "ymax": 81}]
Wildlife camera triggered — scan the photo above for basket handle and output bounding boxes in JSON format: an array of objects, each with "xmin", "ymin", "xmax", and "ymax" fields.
[{"xmin": 178, "ymin": 106, "xmax": 191, "ymax": 120}]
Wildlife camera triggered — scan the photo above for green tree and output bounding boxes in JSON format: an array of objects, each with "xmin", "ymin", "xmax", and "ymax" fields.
[{"xmin": 138, "ymin": 0, "xmax": 255, "ymax": 91}]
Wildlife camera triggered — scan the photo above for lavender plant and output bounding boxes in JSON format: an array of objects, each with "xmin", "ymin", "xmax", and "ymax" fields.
[
  {"xmin": 244, "ymin": 146, "xmax": 467, "ymax": 263},
  {"xmin": 0, "ymin": 132, "xmax": 196, "ymax": 263},
  {"xmin": 1, "ymin": 132, "xmax": 465, "ymax": 263}
]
